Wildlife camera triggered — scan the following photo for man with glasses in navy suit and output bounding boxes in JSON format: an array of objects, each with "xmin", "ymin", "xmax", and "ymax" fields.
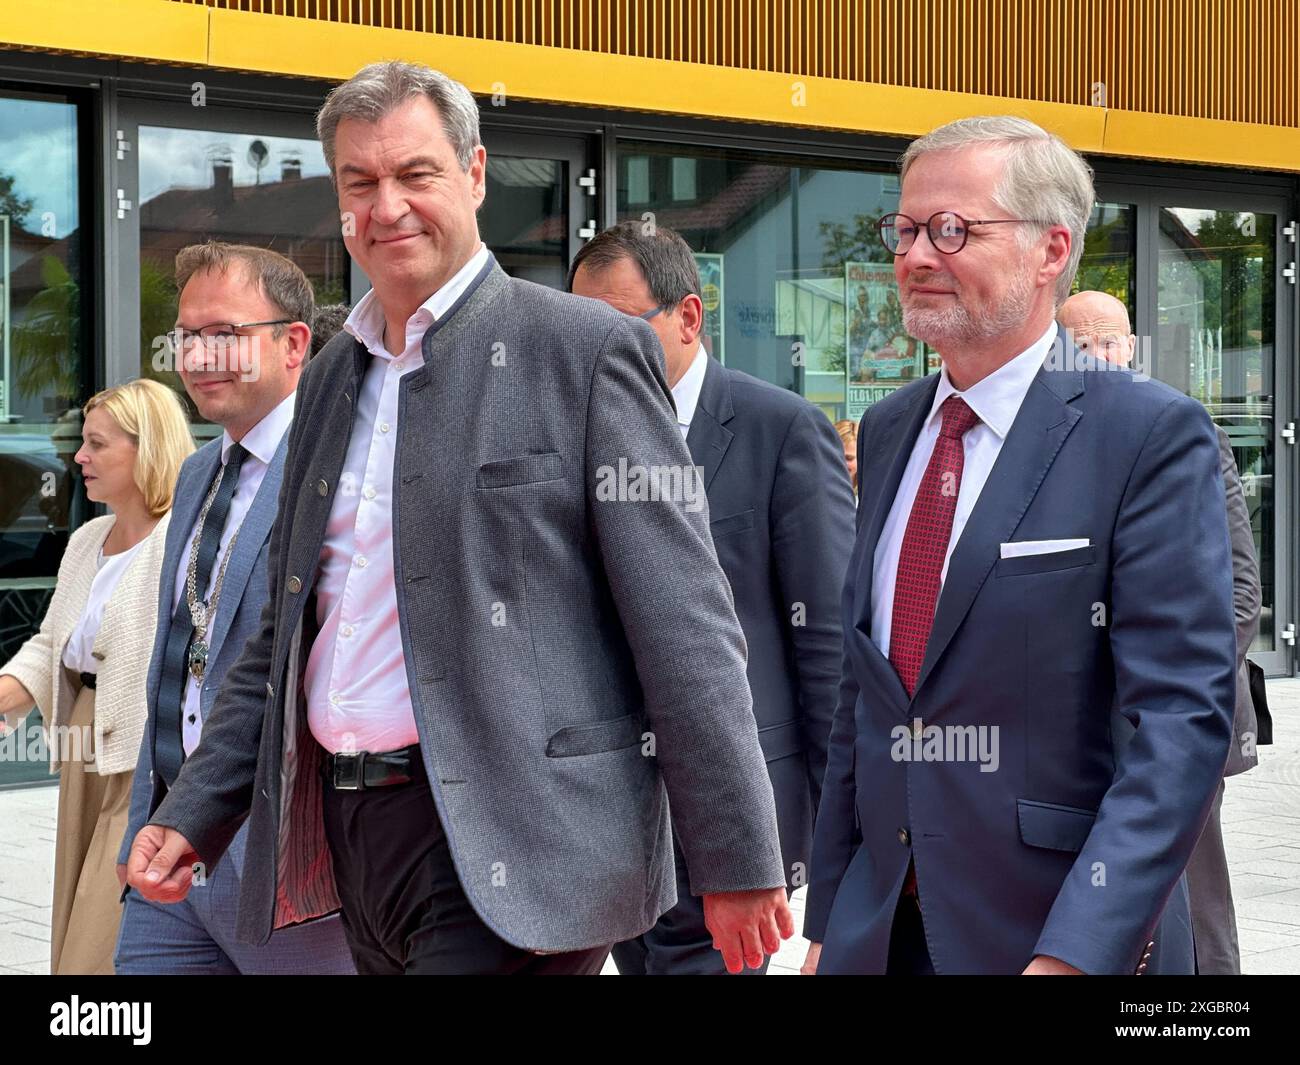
[{"xmin": 804, "ymin": 117, "xmax": 1236, "ymax": 976}]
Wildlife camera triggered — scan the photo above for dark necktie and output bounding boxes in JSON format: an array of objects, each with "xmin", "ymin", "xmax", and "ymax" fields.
[
  {"xmin": 890, "ymin": 395, "xmax": 980, "ymax": 901},
  {"xmin": 154, "ymin": 444, "xmax": 247, "ymax": 787},
  {"xmin": 889, "ymin": 395, "xmax": 981, "ymax": 697}
]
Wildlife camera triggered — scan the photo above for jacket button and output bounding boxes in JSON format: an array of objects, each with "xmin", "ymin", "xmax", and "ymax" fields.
[
  {"xmin": 266, "ymin": 682, "xmax": 275, "ymax": 698},
  {"xmin": 148, "ymin": 770, "xmax": 154, "ymax": 782},
  {"xmin": 317, "ymin": 479, "xmax": 328, "ymax": 496},
  {"xmin": 898, "ymin": 828, "xmax": 911, "ymax": 846},
  {"xmin": 287, "ymin": 576, "xmax": 302, "ymax": 593}
]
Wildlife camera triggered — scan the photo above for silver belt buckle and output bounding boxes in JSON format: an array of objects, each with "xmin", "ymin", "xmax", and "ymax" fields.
[{"xmin": 332, "ymin": 751, "xmax": 367, "ymax": 791}]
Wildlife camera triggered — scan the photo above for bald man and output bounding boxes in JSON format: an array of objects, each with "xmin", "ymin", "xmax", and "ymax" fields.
[
  {"xmin": 1057, "ymin": 290, "xmax": 1137, "ymax": 365},
  {"xmin": 1059, "ymin": 291, "xmax": 1261, "ymax": 975}
]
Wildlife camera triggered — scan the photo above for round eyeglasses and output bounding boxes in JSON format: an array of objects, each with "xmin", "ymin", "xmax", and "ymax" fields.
[{"xmin": 878, "ymin": 211, "xmax": 1045, "ymax": 256}]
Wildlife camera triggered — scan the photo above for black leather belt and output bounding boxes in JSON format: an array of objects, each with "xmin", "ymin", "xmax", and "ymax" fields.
[
  {"xmin": 323, "ymin": 745, "xmax": 419, "ymax": 791},
  {"xmin": 79, "ymin": 672, "xmax": 97, "ymax": 690}
]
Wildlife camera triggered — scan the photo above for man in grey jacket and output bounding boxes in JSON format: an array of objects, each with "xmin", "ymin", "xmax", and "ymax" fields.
[
  {"xmin": 125, "ymin": 60, "xmax": 789, "ymax": 975},
  {"xmin": 1059, "ymin": 290, "xmax": 1261, "ymax": 974}
]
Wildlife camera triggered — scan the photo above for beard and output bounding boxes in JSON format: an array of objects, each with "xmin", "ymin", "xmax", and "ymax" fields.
[{"xmin": 901, "ymin": 261, "xmax": 1036, "ymax": 349}]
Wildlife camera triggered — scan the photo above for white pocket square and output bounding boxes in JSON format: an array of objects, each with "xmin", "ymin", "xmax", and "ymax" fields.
[{"xmin": 999, "ymin": 538, "xmax": 1090, "ymax": 559}]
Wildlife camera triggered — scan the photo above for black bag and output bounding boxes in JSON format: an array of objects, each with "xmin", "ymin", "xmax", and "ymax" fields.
[{"xmin": 1247, "ymin": 658, "xmax": 1273, "ymax": 746}]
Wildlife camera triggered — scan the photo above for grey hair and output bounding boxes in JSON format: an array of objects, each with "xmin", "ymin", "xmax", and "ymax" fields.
[
  {"xmin": 899, "ymin": 116, "xmax": 1095, "ymax": 303},
  {"xmin": 566, "ymin": 220, "xmax": 702, "ymax": 307},
  {"xmin": 316, "ymin": 61, "xmax": 481, "ymax": 178}
]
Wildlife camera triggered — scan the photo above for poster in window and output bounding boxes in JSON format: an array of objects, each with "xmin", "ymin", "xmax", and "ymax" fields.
[
  {"xmin": 694, "ymin": 253, "xmax": 724, "ymax": 365},
  {"xmin": 844, "ymin": 261, "xmax": 926, "ymax": 420}
]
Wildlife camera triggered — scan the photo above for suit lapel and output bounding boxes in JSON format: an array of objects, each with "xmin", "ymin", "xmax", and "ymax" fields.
[
  {"xmin": 144, "ymin": 444, "xmax": 219, "ymax": 743},
  {"xmin": 166, "ymin": 444, "xmax": 221, "ymax": 613},
  {"xmin": 855, "ymin": 376, "xmax": 939, "ymax": 620},
  {"xmin": 849, "ymin": 377, "xmax": 938, "ymax": 715},
  {"xmin": 685, "ymin": 357, "xmax": 733, "ymax": 491},
  {"xmin": 205, "ymin": 433, "xmax": 288, "ymax": 660},
  {"xmin": 912, "ymin": 364, "xmax": 1085, "ymax": 698}
]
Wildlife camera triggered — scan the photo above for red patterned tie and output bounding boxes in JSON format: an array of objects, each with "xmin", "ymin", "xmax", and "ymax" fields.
[{"xmin": 888, "ymin": 394, "xmax": 981, "ymax": 697}]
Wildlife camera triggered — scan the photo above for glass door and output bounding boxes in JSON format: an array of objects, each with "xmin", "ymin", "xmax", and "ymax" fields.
[
  {"xmin": 1150, "ymin": 199, "xmax": 1294, "ymax": 675},
  {"xmin": 479, "ymin": 130, "xmax": 592, "ymax": 289},
  {"xmin": 110, "ymin": 100, "xmax": 349, "ymax": 441}
]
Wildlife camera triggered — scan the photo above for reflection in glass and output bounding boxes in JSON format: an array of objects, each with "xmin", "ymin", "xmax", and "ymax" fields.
[
  {"xmin": 1074, "ymin": 201, "xmax": 1136, "ymax": 324},
  {"xmin": 481, "ymin": 156, "xmax": 567, "ymax": 288},
  {"xmin": 617, "ymin": 144, "xmax": 924, "ymax": 425},
  {"xmin": 1158, "ymin": 207, "xmax": 1275, "ymax": 649},
  {"xmin": 0, "ymin": 91, "xmax": 86, "ymax": 783},
  {"xmin": 136, "ymin": 127, "xmax": 348, "ymax": 435}
]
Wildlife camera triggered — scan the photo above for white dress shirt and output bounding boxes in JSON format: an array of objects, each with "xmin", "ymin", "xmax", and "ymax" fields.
[
  {"xmin": 62, "ymin": 539, "xmax": 146, "ymax": 675},
  {"xmin": 173, "ymin": 391, "xmax": 295, "ymax": 756},
  {"xmin": 669, "ymin": 344, "xmax": 708, "ymax": 439},
  {"xmin": 870, "ymin": 322, "xmax": 1057, "ymax": 657},
  {"xmin": 306, "ymin": 243, "xmax": 491, "ymax": 755}
]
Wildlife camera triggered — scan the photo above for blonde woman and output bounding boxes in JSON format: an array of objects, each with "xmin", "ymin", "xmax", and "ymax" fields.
[
  {"xmin": 0, "ymin": 379, "xmax": 193, "ymax": 974},
  {"xmin": 834, "ymin": 419, "xmax": 858, "ymax": 495}
]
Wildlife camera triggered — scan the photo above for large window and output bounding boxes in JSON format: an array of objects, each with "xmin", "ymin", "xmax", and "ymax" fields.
[
  {"xmin": 1157, "ymin": 207, "xmax": 1277, "ymax": 651},
  {"xmin": 0, "ymin": 89, "xmax": 89, "ymax": 784},
  {"xmin": 617, "ymin": 143, "xmax": 929, "ymax": 424},
  {"xmin": 135, "ymin": 125, "xmax": 348, "ymax": 438}
]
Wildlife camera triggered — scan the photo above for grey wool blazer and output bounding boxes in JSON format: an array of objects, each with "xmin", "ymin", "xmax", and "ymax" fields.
[{"xmin": 148, "ymin": 256, "xmax": 786, "ymax": 952}]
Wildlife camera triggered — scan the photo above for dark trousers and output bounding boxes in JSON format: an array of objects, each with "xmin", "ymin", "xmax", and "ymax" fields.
[
  {"xmin": 320, "ymin": 752, "xmax": 609, "ymax": 975},
  {"xmin": 885, "ymin": 889, "xmax": 935, "ymax": 975},
  {"xmin": 611, "ymin": 836, "xmax": 771, "ymax": 976},
  {"xmin": 1187, "ymin": 778, "xmax": 1241, "ymax": 975}
]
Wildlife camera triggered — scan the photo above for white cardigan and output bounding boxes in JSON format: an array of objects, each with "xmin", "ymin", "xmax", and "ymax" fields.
[{"xmin": 1, "ymin": 512, "xmax": 171, "ymax": 775}]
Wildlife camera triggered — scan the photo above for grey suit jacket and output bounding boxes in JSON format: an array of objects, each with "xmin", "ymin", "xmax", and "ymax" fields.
[
  {"xmin": 1217, "ymin": 425, "xmax": 1261, "ymax": 776},
  {"xmin": 119, "ymin": 434, "xmax": 289, "ymax": 867},
  {"xmin": 148, "ymin": 257, "xmax": 785, "ymax": 951}
]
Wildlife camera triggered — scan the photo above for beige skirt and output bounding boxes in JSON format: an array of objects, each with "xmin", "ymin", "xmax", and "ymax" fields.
[{"xmin": 49, "ymin": 678, "xmax": 132, "ymax": 975}]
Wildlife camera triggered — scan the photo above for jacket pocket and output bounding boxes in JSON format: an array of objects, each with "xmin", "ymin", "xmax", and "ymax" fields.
[
  {"xmin": 757, "ymin": 719, "xmax": 803, "ymax": 762},
  {"xmin": 476, "ymin": 451, "xmax": 564, "ymax": 489},
  {"xmin": 710, "ymin": 508, "xmax": 755, "ymax": 539},
  {"xmin": 546, "ymin": 713, "xmax": 644, "ymax": 757},
  {"xmin": 1017, "ymin": 798, "xmax": 1097, "ymax": 853},
  {"xmin": 996, "ymin": 544, "xmax": 1095, "ymax": 577}
]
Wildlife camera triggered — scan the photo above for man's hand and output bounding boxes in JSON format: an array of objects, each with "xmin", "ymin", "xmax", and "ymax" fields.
[
  {"xmin": 115, "ymin": 863, "xmax": 127, "ymax": 890},
  {"xmin": 1022, "ymin": 954, "xmax": 1084, "ymax": 975},
  {"xmin": 125, "ymin": 825, "xmax": 201, "ymax": 904},
  {"xmin": 703, "ymin": 887, "xmax": 794, "ymax": 973},
  {"xmin": 801, "ymin": 941, "xmax": 821, "ymax": 975}
]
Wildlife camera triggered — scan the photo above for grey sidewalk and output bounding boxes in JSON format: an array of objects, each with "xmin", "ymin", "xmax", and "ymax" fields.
[{"xmin": 4, "ymin": 680, "xmax": 1299, "ymax": 975}]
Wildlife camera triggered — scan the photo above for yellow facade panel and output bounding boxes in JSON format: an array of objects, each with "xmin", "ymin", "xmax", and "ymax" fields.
[
  {"xmin": 0, "ymin": 0, "xmax": 208, "ymax": 66},
  {"xmin": 1, "ymin": 1, "xmax": 1297, "ymax": 172}
]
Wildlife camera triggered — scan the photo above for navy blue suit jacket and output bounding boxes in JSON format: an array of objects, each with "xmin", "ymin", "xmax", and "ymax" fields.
[
  {"xmin": 119, "ymin": 434, "xmax": 288, "ymax": 867},
  {"xmin": 806, "ymin": 338, "xmax": 1236, "ymax": 974},
  {"xmin": 685, "ymin": 357, "xmax": 856, "ymax": 888}
]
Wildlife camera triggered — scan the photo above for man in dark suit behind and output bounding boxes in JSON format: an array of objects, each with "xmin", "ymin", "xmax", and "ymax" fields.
[
  {"xmin": 805, "ymin": 116, "xmax": 1237, "ymax": 975},
  {"xmin": 570, "ymin": 222, "xmax": 857, "ymax": 974}
]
